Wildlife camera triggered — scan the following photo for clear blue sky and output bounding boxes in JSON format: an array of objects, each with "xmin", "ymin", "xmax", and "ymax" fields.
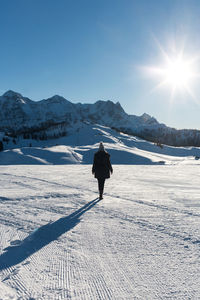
[{"xmin": 1, "ymin": 0, "xmax": 200, "ymax": 129}]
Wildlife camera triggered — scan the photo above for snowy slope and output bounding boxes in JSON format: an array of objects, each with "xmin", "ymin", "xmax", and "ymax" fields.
[
  {"xmin": 0, "ymin": 165, "xmax": 200, "ymax": 299},
  {"xmin": 1, "ymin": 124, "xmax": 200, "ymax": 165}
]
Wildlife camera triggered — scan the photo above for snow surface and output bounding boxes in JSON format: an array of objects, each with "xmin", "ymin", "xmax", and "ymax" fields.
[
  {"xmin": 0, "ymin": 165, "xmax": 200, "ymax": 299},
  {"xmin": 1, "ymin": 125, "xmax": 200, "ymax": 299},
  {"xmin": 1, "ymin": 124, "xmax": 200, "ymax": 166}
]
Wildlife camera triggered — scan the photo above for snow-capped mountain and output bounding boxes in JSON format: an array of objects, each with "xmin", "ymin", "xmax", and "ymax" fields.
[
  {"xmin": 0, "ymin": 90, "xmax": 158, "ymax": 130},
  {"xmin": 0, "ymin": 90, "xmax": 200, "ymax": 147}
]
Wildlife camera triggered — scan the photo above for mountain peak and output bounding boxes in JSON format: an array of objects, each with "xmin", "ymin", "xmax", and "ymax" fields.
[
  {"xmin": 51, "ymin": 95, "xmax": 66, "ymax": 101},
  {"xmin": 94, "ymin": 99, "xmax": 124, "ymax": 112},
  {"xmin": 43, "ymin": 94, "xmax": 71, "ymax": 104},
  {"xmin": 140, "ymin": 113, "xmax": 158, "ymax": 125},
  {"xmin": 3, "ymin": 90, "xmax": 23, "ymax": 98}
]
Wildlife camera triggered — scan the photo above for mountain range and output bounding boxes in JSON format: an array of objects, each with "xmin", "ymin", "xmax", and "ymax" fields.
[{"xmin": 0, "ymin": 90, "xmax": 200, "ymax": 147}]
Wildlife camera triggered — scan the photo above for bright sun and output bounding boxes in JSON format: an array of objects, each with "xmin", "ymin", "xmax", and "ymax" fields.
[
  {"xmin": 142, "ymin": 44, "xmax": 200, "ymax": 101},
  {"xmin": 164, "ymin": 58, "xmax": 192, "ymax": 87},
  {"xmin": 159, "ymin": 55, "xmax": 196, "ymax": 90}
]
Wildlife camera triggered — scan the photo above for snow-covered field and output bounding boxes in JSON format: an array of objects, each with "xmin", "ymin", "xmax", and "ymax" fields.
[
  {"xmin": 1, "ymin": 124, "xmax": 200, "ymax": 166},
  {"xmin": 1, "ymin": 165, "xmax": 200, "ymax": 299}
]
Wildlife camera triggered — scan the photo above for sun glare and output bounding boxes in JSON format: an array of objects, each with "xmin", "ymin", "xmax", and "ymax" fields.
[
  {"xmin": 159, "ymin": 55, "xmax": 196, "ymax": 90},
  {"xmin": 164, "ymin": 58, "xmax": 192, "ymax": 86},
  {"xmin": 142, "ymin": 41, "xmax": 200, "ymax": 102}
]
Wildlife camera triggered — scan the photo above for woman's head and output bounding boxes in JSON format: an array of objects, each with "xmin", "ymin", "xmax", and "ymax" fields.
[{"xmin": 98, "ymin": 142, "xmax": 105, "ymax": 151}]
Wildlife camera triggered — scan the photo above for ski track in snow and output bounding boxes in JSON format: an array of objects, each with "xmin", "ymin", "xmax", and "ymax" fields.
[{"xmin": 0, "ymin": 165, "xmax": 200, "ymax": 299}]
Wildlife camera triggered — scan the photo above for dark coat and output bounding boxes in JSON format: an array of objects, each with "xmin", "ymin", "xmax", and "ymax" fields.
[{"xmin": 92, "ymin": 150, "xmax": 113, "ymax": 179}]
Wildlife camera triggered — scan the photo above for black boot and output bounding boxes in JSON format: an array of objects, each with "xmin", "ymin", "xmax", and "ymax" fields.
[{"xmin": 99, "ymin": 190, "xmax": 103, "ymax": 200}]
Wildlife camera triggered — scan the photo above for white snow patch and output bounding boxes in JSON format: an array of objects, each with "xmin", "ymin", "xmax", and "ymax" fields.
[{"xmin": 0, "ymin": 281, "xmax": 17, "ymax": 300}]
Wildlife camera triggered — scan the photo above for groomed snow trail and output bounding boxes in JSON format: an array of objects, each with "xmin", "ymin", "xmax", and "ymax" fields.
[{"xmin": 0, "ymin": 165, "xmax": 200, "ymax": 299}]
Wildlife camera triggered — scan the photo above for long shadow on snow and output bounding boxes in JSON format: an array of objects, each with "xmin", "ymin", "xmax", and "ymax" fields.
[{"xmin": 0, "ymin": 198, "xmax": 100, "ymax": 271}]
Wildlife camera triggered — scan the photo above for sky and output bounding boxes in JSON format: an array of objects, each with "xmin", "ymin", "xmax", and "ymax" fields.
[{"xmin": 1, "ymin": 0, "xmax": 200, "ymax": 129}]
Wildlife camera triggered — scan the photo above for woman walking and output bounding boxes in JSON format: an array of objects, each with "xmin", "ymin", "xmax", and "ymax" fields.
[{"xmin": 92, "ymin": 142, "xmax": 113, "ymax": 199}]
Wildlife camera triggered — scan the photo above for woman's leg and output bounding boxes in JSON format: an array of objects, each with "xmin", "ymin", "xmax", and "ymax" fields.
[{"xmin": 97, "ymin": 178, "xmax": 105, "ymax": 199}]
